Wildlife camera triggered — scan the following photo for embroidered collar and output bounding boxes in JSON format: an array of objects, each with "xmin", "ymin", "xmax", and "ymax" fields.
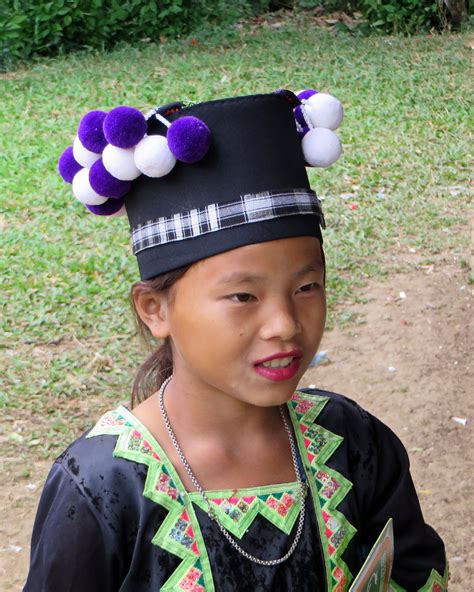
[
  {"xmin": 86, "ymin": 391, "xmax": 448, "ymax": 591},
  {"xmin": 87, "ymin": 391, "xmax": 357, "ymax": 590}
]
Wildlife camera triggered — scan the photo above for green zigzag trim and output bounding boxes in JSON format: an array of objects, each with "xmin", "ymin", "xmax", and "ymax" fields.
[
  {"xmin": 390, "ymin": 561, "xmax": 449, "ymax": 592},
  {"xmin": 419, "ymin": 564, "xmax": 449, "ymax": 592},
  {"xmin": 287, "ymin": 391, "xmax": 357, "ymax": 592},
  {"xmin": 188, "ymin": 481, "xmax": 301, "ymax": 538},
  {"xmin": 87, "ymin": 407, "xmax": 214, "ymax": 592}
]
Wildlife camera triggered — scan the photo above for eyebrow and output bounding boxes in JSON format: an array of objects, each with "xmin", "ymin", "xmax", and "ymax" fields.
[
  {"xmin": 217, "ymin": 262, "xmax": 324, "ymax": 285},
  {"xmin": 218, "ymin": 272, "xmax": 265, "ymax": 285},
  {"xmin": 294, "ymin": 263, "xmax": 324, "ymax": 277}
]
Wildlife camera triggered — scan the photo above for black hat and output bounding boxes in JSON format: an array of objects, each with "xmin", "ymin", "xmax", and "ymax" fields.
[
  {"xmin": 128, "ymin": 92, "xmax": 324, "ymax": 279},
  {"xmin": 58, "ymin": 90, "xmax": 344, "ymax": 280}
]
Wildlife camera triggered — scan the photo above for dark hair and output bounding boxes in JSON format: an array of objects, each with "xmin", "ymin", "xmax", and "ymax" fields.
[{"xmin": 129, "ymin": 265, "xmax": 191, "ymax": 408}]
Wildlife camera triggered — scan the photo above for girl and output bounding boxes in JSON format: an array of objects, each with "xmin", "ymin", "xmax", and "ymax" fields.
[{"xmin": 25, "ymin": 90, "xmax": 447, "ymax": 591}]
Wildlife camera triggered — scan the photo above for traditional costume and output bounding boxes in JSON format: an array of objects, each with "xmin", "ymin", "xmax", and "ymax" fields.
[
  {"xmin": 26, "ymin": 389, "xmax": 447, "ymax": 591},
  {"xmin": 26, "ymin": 90, "xmax": 447, "ymax": 591}
]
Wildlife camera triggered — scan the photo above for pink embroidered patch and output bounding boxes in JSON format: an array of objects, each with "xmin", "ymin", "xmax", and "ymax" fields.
[
  {"xmin": 266, "ymin": 493, "xmax": 295, "ymax": 517},
  {"xmin": 155, "ymin": 471, "xmax": 179, "ymax": 500},
  {"xmin": 98, "ymin": 413, "xmax": 128, "ymax": 428},
  {"xmin": 266, "ymin": 497, "xmax": 279, "ymax": 510},
  {"xmin": 317, "ymin": 470, "xmax": 341, "ymax": 499},
  {"xmin": 178, "ymin": 566, "xmax": 205, "ymax": 591},
  {"xmin": 295, "ymin": 399, "xmax": 315, "ymax": 414},
  {"xmin": 322, "ymin": 479, "xmax": 340, "ymax": 499}
]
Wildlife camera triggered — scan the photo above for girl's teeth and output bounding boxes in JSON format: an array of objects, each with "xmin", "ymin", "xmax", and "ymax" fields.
[{"xmin": 261, "ymin": 356, "xmax": 293, "ymax": 368}]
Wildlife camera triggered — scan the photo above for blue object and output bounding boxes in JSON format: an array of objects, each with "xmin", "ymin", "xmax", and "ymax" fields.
[{"xmin": 309, "ymin": 351, "xmax": 329, "ymax": 368}]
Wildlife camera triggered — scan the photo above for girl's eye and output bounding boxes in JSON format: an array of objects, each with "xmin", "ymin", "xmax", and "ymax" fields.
[
  {"xmin": 297, "ymin": 282, "xmax": 320, "ymax": 293},
  {"xmin": 230, "ymin": 293, "xmax": 254, "ymax": 303}
]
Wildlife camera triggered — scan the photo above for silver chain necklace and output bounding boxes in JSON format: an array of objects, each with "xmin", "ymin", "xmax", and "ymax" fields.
[{"xmin": 158, "ymin": 375, "xmax": 307, "ymax": 566}]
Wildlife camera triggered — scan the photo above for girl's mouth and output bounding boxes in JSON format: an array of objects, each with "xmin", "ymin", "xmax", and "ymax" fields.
[
  {"xmin": 261, "ymin": 356, "xmax": 295, "ymax": 368},
  {"xmin": 254, "ymin": 355, "xmax": 302, "ymax": 382}
]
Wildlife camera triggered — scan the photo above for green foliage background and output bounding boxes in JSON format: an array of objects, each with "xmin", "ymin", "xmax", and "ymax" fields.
[
  {"xmin": 1, "ymin": 0, "xmax": 246, "ymax": 69},
  {"xmin": 356, "ymin": 0, "xmax": 442, "ymax": 33},
  {"xmin": 1, "ymin": 0, "xmax": 466, "ymax": 69}
]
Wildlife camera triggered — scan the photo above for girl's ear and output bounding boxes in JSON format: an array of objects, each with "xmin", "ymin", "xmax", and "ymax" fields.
[{"xmin": 132, "ymin": 286, "xmax": 170, "ymax": 339}]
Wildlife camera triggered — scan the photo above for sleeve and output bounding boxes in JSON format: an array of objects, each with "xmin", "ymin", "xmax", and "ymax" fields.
[
  {"xmin": 364, "ymin": 415, "xmax": 448, "ymax": 591},
  {"xmin": 24, "ymin": 462, "xmax": 122, "ymax": 592}
]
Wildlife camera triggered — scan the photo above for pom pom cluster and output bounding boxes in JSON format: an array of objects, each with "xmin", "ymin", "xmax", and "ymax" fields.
[
  {"xmin": 294, "ymin": 89, "xmax": 344, "ymax": 168},
  {"xmin": 58, "ymin": 105, "xmax": 211, "ymax": 216}
]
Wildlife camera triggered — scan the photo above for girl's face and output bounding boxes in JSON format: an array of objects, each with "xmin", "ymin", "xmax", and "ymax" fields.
[{"xmin": 166, "ymin": 236, "xmax": 326, "ymax": 407}]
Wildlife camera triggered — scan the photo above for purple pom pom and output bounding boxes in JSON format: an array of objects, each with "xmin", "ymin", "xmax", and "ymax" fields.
[
  {"xmin": 294, "ymin": 90, "xmax": 318, "ymax": 139},
  {"xmin": 167, "ymin": 116, "xmax": 211, "ymax": 164},
  {"xmin": 89, "ymin": 159, "xmax": 131, "ymax": 198},
  {"xmin": 294, "ymin": 105, "xmax": 307, "ymax": 128},
  {"xmin": 58, "ymin": 146, "xmax": 82, "ymax": 183},
  {"xmin": 86, "ymin": 197, "xmax": 125, "ymax": 216},
  {"xmin": 297, "ymin": 89, "xmax": 318, "ymax": 101},
  {"xmin": 103, "ymin": 106, "xmax": 146, "ymax": 149},
  {"xmin": 78, "ymin": 110, "xmax": 108, "ymax": 153}
]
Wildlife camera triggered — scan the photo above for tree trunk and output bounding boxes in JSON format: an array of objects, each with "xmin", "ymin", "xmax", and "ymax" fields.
[{"xmin": 443, "ymin": 0, "xmax": 468, "ymax": 28}]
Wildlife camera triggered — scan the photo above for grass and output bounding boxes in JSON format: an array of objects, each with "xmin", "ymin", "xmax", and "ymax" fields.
[{"xmin": 1, "ymin": 15, "xmax": 472, "ymax": 459}]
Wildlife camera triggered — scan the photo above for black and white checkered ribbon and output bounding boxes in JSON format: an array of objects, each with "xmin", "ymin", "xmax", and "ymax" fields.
[{"xmin": 131, "ymin": 188, "xmax": 324, "ymax": 255}]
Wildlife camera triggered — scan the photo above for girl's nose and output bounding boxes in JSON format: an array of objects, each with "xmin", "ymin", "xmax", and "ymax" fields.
[{"xmin": 259, "ymin": 300, "xmax": 301, "ymax": 342}]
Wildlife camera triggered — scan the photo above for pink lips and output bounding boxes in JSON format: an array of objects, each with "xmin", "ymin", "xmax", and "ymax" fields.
[{"xmin": 254, "ymin": 349, "xmax": 303, "ymax": 382}]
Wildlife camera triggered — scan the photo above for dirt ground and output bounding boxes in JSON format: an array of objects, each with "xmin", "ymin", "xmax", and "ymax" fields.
[{"xmin": 1, "ymin": 250, "xmax": 472, "ymax": 590}]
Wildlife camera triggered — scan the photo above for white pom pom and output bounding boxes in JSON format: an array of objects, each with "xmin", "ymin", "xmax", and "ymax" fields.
[
  {"xmin": 134, "ymin": 135, "xmax": 176, "ymax": 178},
  {"xmin": 305, "ymin": 93, "xmax": 344, "ymax": 131},
  {"xmin": 73, "ymin": 135, "xmax": 101, "ymax": 168},
  {"xmin": 302, "ymin": 128, "xmax": 342, "ymax": 168},
  {"xmin": 72, "ymin": 168, "xmax": 108, "ymax": 205},
  {"xmin": 102, "ymin": 145, "xmax": 141, "ymax": 181}
]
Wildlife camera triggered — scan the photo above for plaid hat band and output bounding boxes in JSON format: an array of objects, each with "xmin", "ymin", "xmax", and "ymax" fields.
[{"xmin": 131, "ymin": 188, "xmax": 324, "ymax": 255}]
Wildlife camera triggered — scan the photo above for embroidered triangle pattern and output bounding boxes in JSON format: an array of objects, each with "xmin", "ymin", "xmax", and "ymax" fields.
[
  {"xmin": 189, "ymin": 484, "xmax": 301, "ymax": 538},
  {"xmin": 87, "ymin": 408, "xmax": 215, "ymax": 592},
  {"xmin": 288, "ymin": 391, "xmax": 357, "ymax": 592}
]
